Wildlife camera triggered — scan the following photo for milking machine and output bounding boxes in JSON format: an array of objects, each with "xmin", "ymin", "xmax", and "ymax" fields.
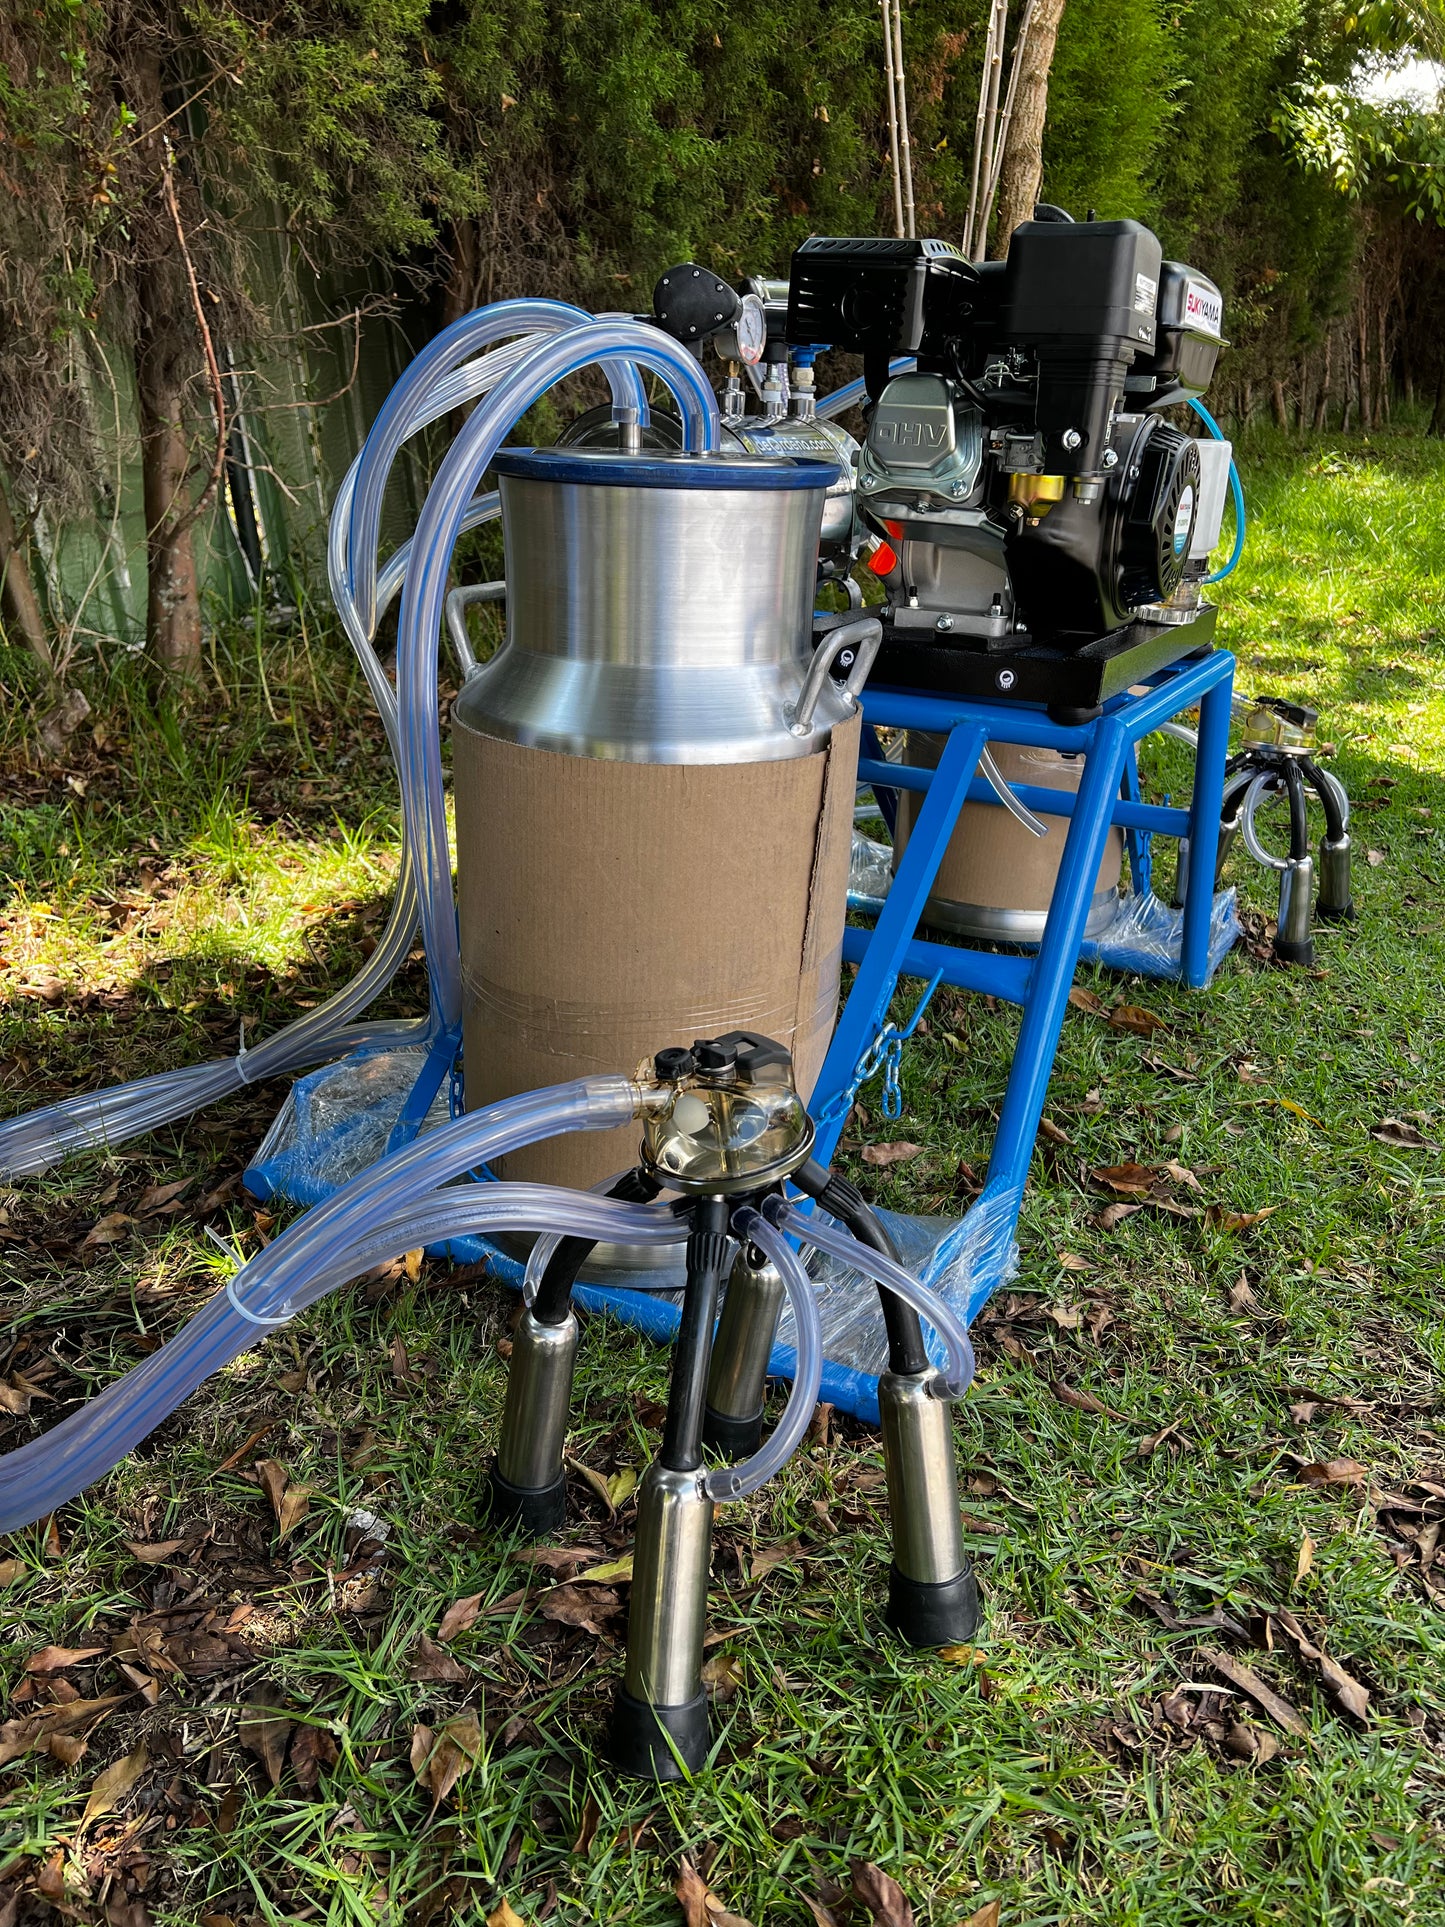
[
  {"xmin": 2, "ymin": 203, "xmax": 1353, "ymax": 1781},
  {"xmin": 1216, "ymin": 698, "xmax": 1354, "ymax": 965}
]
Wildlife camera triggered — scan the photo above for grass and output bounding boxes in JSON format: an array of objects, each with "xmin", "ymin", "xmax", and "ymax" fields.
[{"xmin": 1, "ymin": 424, "xmax": 1444, "ymax": 1927}]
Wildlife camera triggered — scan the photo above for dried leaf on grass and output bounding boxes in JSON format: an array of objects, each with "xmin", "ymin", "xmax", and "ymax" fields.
[
  {"xmin": 1109, "ymin": 1003, "xmax": 1167, "ymax": 1035},
  {"xmin": 123, "ymin": 1538, "xmax": 187, "ymax": 1564},
  {"xmin": 676, "ymin": 1855, "xmax": 755, "ymax": 1927},
  {"xmin": 0, "ymin": 1695, "xmax": 127, "ymax": 1768},
  {"xmin": 1272, "ymin": 1609, "xmax": 1371, "ymax": 1720},
  {"xmin": 1296, "ymin": 1532, "xmax": 1315, "ymax": 1583},
  {"xmin": 487, "ymin": 1901, "xmax": 528, "ymax": 1927},
  {"xmin": 574, "ymin": 1553, "xmax": 634, "ymax": 1584},
  {"xmin": 1049, "ymin": 1379, "xmax": 1128, "ymax": 1421},
  {"xmin": 1092, "ymin": 1202, "xmax": 1142, "ymax": 1232},
  {"xmin": 861, "ymin": 1141, "xmax": 925, "ymax": 1167},
  {"xmin": 438, "ymin": 1592, "xmax": 484, "ymax": 1642},
  {"xmin": 80, "ymin": 1743, "xmax": 147, "ymax": 1830},
  {"xmin": 1091, "ymin": 1162, "xmax": 1158, "ymax": 1196},
  {"xmin": 571, "ymin": 1792, "xmax": 601, "ymax": 1855},
  {"xmin": 851, "ymin": 1859, "xmax": 914, "ymax": 1927},
  {"xmin": 136, "ymin": 1178, "xmax": 191, "ymax": 1215},
  {"xmin": 25, "ymin": 1644, "xmax": 104, "ymax": 1673},
  {"xmin": 411, "ymin": 1709, "xmax": 482, "ymax": 1809},
  {"xmin": 1371, "ymin": 1117, "xmax": 1438, "ymax": 1150},
  {"xmin": 410, "ymin": 1634, "xmax": 470, "ymax": 1683},
  {"xmin": 751, "ymin": 1540, "xmax": 803, "ymax": 1583},
  {"xmin": 289, "ymin": 1722, "xmax": 339, "ymax": 1793},
  {"xmin": 962, "ymin": 1907, "xmax": 1002, "ymax": 1927},
  {"xmin": 569, "ymin": 1461, "xmax": 637, "ymax": 1514},
  {"xmin": 80, "ymin": 1211, "xmax": 133, "ymax": 1249},
  {"xmin": 1198, "ymin": 1645, "xmax": 1309, "ymax": 1738},
  {"xmin": 539, "ymin": 1583, "xmax": 622, "ymax": 1635},
  {"xmin": 701, "ymin": 1651, "xmax": 744, "ymax": 1702},
  {"xmin": 1298, "ymin": 1459, "xmax": 1368, "ymax": 1488},
  {"xmin": 239, "ymin": 1691, "xmax": 294, "ymax": 1788},
  {"xmin": 1206, "ymin": 1204, "xmax": 1279, "ymax": 1232},
  {"xmin": 255, "ymin": 1458, "xmax": 312, "ymax": 1537}
]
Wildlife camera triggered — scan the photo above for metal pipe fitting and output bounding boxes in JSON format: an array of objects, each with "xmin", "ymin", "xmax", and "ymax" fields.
[
  {"xmin": 878, "ymin": 1367, "xmax": 980, "ymax": 1647},
  {"xmin": 1317, "ymin": 833, "xmax": 1354, "ymax": 922},
  {"xmin": 488, "ymin": 1307, "xmax": 578, "ymax": 1534},
  {"xmin": 1274, "ymin": 853, "xmax": 1316, "ymax": 966},
  {"xmin": 610, "ymin": 1462, "xmax": 715, "ymax": 1778},
  {"xmin": 703, "ymin": 1247, "xmax": 786, "ymax": 1456}
]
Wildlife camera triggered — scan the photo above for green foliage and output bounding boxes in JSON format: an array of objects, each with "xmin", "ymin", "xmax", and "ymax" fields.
[{"xmin": 1044, "ymin": 0, "xmax": 1180, "ymax": 224}]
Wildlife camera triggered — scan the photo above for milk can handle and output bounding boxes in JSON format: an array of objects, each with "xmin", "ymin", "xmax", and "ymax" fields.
[{"xmin": 790, "ymin": 616, "xmax": 883, "ymax": 736}]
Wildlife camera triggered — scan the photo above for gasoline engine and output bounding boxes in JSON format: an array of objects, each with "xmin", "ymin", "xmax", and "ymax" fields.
[{"xmin": 649, "ymin": 209, "xmax": 1233, "ymax": 720}]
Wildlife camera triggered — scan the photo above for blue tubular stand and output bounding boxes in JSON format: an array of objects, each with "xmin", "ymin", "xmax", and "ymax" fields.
[{"xmin": 810, "ymin": 650, "xmax": 1236, "ymax": 1318}]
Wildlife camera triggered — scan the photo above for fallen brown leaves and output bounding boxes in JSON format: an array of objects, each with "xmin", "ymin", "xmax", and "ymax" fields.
[
  {"xmin": 676, "ymin": 1856, "xmax": 754, "ymax": 1927},
  {"xmin": 1198, "ymin": 1646, "xmax": 1309, "ymax": 1738},
  {"xmin": 411, "ymin": 1709, "xmax": 482, "ymax": 1810},
  {"xmin": 860, "ymin": 1141, "xmax": 925, "ymax": 1167},
  {"xmin": 254, "ymin": 1457, "xmax": 313, "ymax": 1538}
]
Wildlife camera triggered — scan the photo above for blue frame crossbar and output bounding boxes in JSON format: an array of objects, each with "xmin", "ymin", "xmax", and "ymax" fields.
[{"xmin": 810, "ymin": 648, "xmax": 1236, "ymax": 1322}]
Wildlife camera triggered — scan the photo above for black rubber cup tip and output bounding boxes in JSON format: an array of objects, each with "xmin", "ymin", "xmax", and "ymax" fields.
[
  {"xmin": 701, "ymin": 1403, "xmax": 764, "ymax": 1457},
  {"xmin": 1315, "ymin": 899, "xmax": 1356, "ymax": 923},
  {"xmin": 608, "ymin": 1685, "xmax": 710, "ymax": 1780},
  {"xmin": 486, "ymin": 1462, "xmax": 566, "ymax": 1538},
  {"xmin": 1273, "ymin": 936, "xmax": 1317, "ymax": 967},
  {"xmin": 886, "ymin": 1562, "xmax": 982, "ymax": 1648}
]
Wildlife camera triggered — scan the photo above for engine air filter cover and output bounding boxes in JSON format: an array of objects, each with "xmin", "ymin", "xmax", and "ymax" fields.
[{"xmin": 1116, "ymin": 419, "xmax": 1200, "ymax": 609}]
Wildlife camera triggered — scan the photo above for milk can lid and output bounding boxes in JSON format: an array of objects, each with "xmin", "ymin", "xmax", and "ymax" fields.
[{"xmin": 494, "ymin": 447, "xmax": 842, "ymax": 491}]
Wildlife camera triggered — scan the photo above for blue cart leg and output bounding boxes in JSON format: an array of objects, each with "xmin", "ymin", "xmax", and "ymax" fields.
[
  {"xmin": 1180, "ymin": 663, "xmax": 1234, "ymax": 988},
  {"xmin": 987, "ymin": 716, "xmax": 1128, "ymax": 1195},
  {"xmin": 811, "ymin": 721, "xmax": 989, "ymax": 1168}
]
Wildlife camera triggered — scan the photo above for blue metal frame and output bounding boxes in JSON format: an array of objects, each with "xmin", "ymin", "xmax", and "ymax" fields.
[{"xmin": 810, "ymin": 649, "xmax": 1236, "ymax": 1318}]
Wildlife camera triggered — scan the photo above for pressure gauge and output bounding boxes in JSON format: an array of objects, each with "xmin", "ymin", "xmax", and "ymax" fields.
[{"xmin": 714, "ymin": 293, "xmax": 768, "ymax": 367}]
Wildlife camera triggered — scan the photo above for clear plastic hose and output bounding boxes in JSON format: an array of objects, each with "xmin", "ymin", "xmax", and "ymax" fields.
[
  {"xmin": 394, "ymin": 320, "xmax": 721, "ymax": 1028},
  {"xmin": 765, "ymin": 1197, "xmax": 975, "ymax": 1399},
  {"xmin": 345, "ymin": 300, "xmax": 648, "ymax": 638},
  {"xmin": 704, "ymin": 1205, "xmax": 824, "ymax": 1502},
  {"xmin": 0, "ymin": 307, "xmax": 658, "ymax": 1175},
  {"xmin": 0, "ymin": 1078, "xmax": 653, "ymax": 1532}
]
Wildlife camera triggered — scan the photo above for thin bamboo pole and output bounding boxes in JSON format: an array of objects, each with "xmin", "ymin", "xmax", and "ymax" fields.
[
  {"xmin": 880, "ymin": 0, "xmax": 905, "ymax": 239},
  {"xmin": 891, "ymin": 0, "xmax": 916, "ymax": 239}
]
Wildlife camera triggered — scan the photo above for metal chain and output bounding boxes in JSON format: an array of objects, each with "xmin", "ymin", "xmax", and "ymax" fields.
[{"xmin": 816, "ymin": 970, "xmax": 944, "ymax": 1125}]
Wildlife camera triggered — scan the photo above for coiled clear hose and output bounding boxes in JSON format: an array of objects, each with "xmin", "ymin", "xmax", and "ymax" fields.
[
  {"xmin": 764, "ymin": 1196, "xmax": 975, "ymax": 1399},
  {"xmin": 0, "ymin": 1078, "xmax": 652, "ymax": 1532},
  {"xmin": 704, "ymin": 1205, "xmax": 824, "ymax": 1502},
  {"xmin": 392, "ymin": 319, "xmax": 720, "ymax": 1026},
  {"xmin": 0, "ymin": 313, "xmax": 688, "ymax": 1174}
]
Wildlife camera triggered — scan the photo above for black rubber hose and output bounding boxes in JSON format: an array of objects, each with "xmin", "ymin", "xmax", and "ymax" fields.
[
  {"xmin": 1300, "ymin": 757, "xmax": 1347, "ymax": 843},
  {"xmin": 531, "ymin": 1167, "xmax": 661, "ymax": 1324},
  {"xmin": 794, "ymin": 1158, "xmax": 930, "ymax": 1376},
  {"xmin": 1281, "ymin": 757, "xmax": 1311, "ymax": 863},
  {"xmin": 660, "ymin": 1196, "xmax": 732, "ymax": 1473}
]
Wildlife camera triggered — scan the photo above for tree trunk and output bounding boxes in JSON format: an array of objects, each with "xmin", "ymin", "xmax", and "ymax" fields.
[
  {"xmin": 0, "ymin": 477, "xmax": 52, "ymax": 674},
  {"xmin": 1377, "ymin": 305, "xmax": 1389, "ymax": 424},
  {"xmin": 1313, "ymin": 331, "xmax": 1333, "ymax": 432},
  {"xmin": 1429, "ymin": 361, "xmax": 1445, "ymax": 437},
  {"xmin": 132, "ymin": 50, "xmax": 205, "ymax": 680},
  {"xmin": 1271, "ymin": 376, "xmax": 1289, "ymax": 430},
  {"xmin": 442, "ymin": 218, "xmax": 483, "ymax": 330},
  {"xmin": 1357, "ymin": 307, "xmax": 1373, "ymax": 432},
  {"xmin": 991, "ymin": 0, "xmax": 1067, "ymax": 253}
]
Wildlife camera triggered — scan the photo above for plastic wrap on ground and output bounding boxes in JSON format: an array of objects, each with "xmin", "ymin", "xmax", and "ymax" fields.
[
  {"xmin": 847, "ymin": 828, "xmax": 893, "ymax": 914},
  {"xmin": 246, "ymin": 1048, "xmax": 454, "ymax": 1206},
  {"xmin": 245, "ymin": 1043, "xmax": 1016, "ymax": 1423},
  {"xmin": 847, "ymin": 826, "xmax": 1241, "ymax": 985}
]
